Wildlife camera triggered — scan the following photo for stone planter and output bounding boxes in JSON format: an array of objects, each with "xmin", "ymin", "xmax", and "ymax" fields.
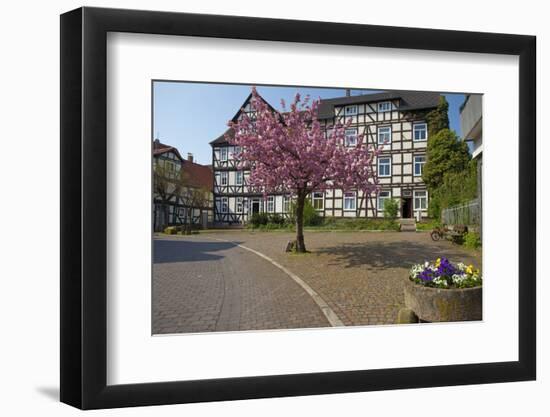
[{"xmin": 403, "ymin": 278, "xmax": 482, "ymax": 322}]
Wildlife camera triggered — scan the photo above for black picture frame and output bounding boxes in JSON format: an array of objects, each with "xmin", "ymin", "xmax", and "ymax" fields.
[{"xmin": 60, "ymin": 6, "xmax": 536, "ymax": 410}]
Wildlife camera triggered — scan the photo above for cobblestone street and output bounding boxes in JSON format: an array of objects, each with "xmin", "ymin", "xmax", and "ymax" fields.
[
  {"xmin": 153, "ymin": 231, "xmax": 481, "ymax": 333},
  {"xmin": 152, "ymin": 236, "xmax": 329, "ymax": 334}
]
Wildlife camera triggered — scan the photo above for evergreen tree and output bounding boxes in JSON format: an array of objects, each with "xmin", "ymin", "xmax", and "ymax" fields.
[
  {"xmin": 422, "ymin": 128, "xmax": 470, "ymax": 191},
  {"xmin": 426, "ymin": 96, "xmax": 449, "ymax": 135}
]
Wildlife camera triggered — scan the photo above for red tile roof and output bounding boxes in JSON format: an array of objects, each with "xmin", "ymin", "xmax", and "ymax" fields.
[
  {"xmin": 181, "ymin": 160, "xmax": 213, "ymax": 191},
  {"xmin": 153, "ymin": 140, "xmax": 213, "ymax": 191}
]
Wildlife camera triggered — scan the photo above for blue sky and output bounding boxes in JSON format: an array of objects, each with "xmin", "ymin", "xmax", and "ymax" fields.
[{"xmin": 153, "ymin": 82, "xmax": 466, "ymax": 165}]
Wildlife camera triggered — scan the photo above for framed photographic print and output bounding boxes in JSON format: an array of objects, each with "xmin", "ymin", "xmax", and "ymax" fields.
[{"xmin": 60, "ymin": 6, "xmax": 536, "ymax": 410}]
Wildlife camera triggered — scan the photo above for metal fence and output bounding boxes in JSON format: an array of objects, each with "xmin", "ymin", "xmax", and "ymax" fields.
[{"xmin": 441, "ymin": 199, "xmax": 480, "ymax": 226}]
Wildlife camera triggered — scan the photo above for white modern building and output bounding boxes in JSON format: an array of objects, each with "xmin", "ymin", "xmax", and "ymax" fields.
[{"xmin": 210, "ymin": 91, "xmax": 440, "ymax": 225}]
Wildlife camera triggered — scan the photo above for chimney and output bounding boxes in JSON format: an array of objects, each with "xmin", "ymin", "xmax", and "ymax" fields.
[
  {"xmin": 187, "ymin": 152, "xmax": 194, "ymax": 163},
  {"xmin": 345, "ymin": 89, "xmax": 351, "ymax": 97}
]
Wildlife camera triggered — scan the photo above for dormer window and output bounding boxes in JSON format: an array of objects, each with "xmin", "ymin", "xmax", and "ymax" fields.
[
  {"xmin": 378, "ymin": 101, "xmax": 392, "ymax": 112},
  {"xmin": 344, "ymin": 105, "xmax": 358, "ymax": 116}
]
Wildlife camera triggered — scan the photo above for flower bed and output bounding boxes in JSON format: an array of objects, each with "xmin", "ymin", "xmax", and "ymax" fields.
[{"xmin": 409, "ymin": 257, "xmax": 482, "ymax": 289}]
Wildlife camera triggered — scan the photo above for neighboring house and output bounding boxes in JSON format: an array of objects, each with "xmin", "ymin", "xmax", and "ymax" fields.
[
  {"xmin": 210, "ymin": 91, "xmax": 440, "ymax": 225},
  {"xmin": 459, "ymin": 94, "xmax": 483, "ymax": 233},
  {"xmin": 153, "ymin": 139, "xmax": 214, "ymax": 231},
  {"xmin": 460, "ymin": 94, "xmax": 482, "ymax": 196}
]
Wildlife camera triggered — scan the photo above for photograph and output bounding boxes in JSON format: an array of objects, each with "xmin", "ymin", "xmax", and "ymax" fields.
[{"xmin": 152, "ymin": 82, "xmax": 483, "ymax": 335}]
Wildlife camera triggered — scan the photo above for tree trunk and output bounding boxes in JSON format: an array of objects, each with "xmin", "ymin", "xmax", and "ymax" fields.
[{"xmin": 295, "ymin": 193, "xmax": 307, "ymax": 253}]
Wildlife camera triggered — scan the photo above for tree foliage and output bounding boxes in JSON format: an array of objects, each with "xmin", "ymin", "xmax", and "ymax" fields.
[
  {"xmin": 428, "ymin": 160, "xmax": 477, "ymax": 218},
  {"xmin": 422, "ymin": 128, "xmax": 470, "ymax": 191},
  {"xmin": 426, "ymin": 96, "xmax": 449, "ymax": 135}
]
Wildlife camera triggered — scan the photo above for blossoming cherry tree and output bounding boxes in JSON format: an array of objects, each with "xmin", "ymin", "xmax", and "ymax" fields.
[{"xmin": 227, "ymin": 88, "xmax": 380, "ymax": 253}]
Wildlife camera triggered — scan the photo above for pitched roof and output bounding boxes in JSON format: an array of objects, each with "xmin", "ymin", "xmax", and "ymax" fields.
[
  {"xmin": 153, "ymin": 140, "xmax": 185, "ymax": 160},
  {"xmin": 181, "ymin": 160, "xmax": 213, "ymax": 191},
  {"xmin": 317, "ymin": 90, "xmax": 440, "ymax": 119},
  {"xmin": 153, "ymin": 140, "xmax": 213, "ymax": 191},
  {"xmin": 210, "ymin": 92, "xmax": 279, "ymax": 146},
  {"xmin": 210, "ymin": 128, "xmax": 234, "ymax": 146},
  {"xmin": 210, "ymin": 90, "xmax": 441, "ymax": 145}
]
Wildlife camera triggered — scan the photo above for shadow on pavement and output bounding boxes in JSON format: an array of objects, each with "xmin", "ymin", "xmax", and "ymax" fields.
[
  {"xmin": 315, "ymin": 240, "xmax": 481, "ymax": 270},
  {"xmin": 153, "ymin": 239, "xmax": 242, "ymax": 264}
]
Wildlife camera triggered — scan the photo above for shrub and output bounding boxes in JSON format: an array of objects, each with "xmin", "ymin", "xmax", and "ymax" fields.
[
  {"xmin": 250, "ymin": 212, "xmax": 269, "ymax": 227},
  {"xmin": 463, "ymin": 231, "xmax": 481, "ymax": 249},
  {"xmin": 289, "ymin": 199, "xmax": 322, "ymax": 227},
  {"xmin": 383, "ymin": 199, "xmax": 399, "ymax": 219},
  {"xmin": 163, "ymin": 226, "xmax": 177, "ymax": 235},
  {"xmin": 268, "ymin": 213, "xmax": 286, "ymax": 225}
]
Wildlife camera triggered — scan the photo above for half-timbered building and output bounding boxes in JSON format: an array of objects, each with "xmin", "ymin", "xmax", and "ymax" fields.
[
  {"xmin": 153, "ymin": 140, "xmax": 214, "ymax": 231},
  {"xmin": 210, "ymin": 91, "xmax": 439, "ymax": 225}
]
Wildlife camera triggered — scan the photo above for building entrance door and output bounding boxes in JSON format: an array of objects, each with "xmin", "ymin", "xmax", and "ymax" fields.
[
  {"xmin": 402, "ymin": 198, "xmax": 413, "ymax": 218},
  {"xmin": 251, "ymin": 199, "xmax": 260, "ymax": 214}
]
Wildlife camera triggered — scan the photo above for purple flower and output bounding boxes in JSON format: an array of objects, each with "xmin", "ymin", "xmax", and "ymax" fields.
[
  {"xmin": 436, "ymin": 257, "xmax": 456, "ymax": 277},
  {"xmin": 419, "ymin": 268, "xmax": 435, "ymax": 281}
]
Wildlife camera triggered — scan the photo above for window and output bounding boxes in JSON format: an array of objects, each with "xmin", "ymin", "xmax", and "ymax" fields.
[
  {"xmin": 414, "ymin": 155, "xmax": 426, "ymax": 176},
  {"xmin": 283, "ymin": 196, "xmax": 291, "ymax": 213},
  {"xmin": 266, "ymin": 196, "xmax": 275, "ymax": 213},
  {"xmin": 414, "ymin": 190, "xmax": 428, "ymax": 210},
  {"xmin": 344, "ymin": 105, "xmax": 358, "ymax": 116},
  {"xmin": 220, "ymin": 147, "xmax": 228, "ymax": 161},
  {"xmin": 312, "ymin": 192, "xmax": 324, "ymax": 210},
  {"xmin": 344, "ymin": 192, "xmax": 356, "ymax": 211},
  {"xmin": 345, "ymin": 128, "xmax": 358, "ymax": 147},
  {"xmin": 220, "ymin": 171, "xmax": 228, "ymax": 186},
  {"xmin": 413, "ymin": 122, "xmax": 428, "ymax": 141},
  {"xmin": 235, "ymin": 171, "xmax": 243, "ymax": 186},
  {"xmin": 378, "ymin": 191, "xmax": 391, "ymax": 211},
  {"xmin": 378, "ymin": 101, "xmax": 391, "ymax": 112},
  {"xmin": 378, "ymin": 157, "xmax": 391, "ymax": 177},
  {"xmin": 221, "ymin": 197, "xmax": 228, "ymax": 213},
  {"xmin": 378, "ymin": 126, "xmax": 392, "ymax": 144},
  {"xmin": 236, "ymin": 197, "xmax": 244, "ymax": 213}
]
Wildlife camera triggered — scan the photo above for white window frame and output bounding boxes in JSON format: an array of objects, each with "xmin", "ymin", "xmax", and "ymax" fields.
[
  {"xmin": 378, "ymin": 157, "xmax": 392, "ymax": 177},
  {"xmin": 235, "ymin": 170, "xmax": 243, "ymax": 186},
  {"xmin": 413, "ymin": 122, "xmax": 428, "ymax": 141},
  {"xmin": 236, "ymin": 197, "xmax": 244, "ymax": 213},
  {"xmin": 312, "ymin": 192, "xmax": 324, "ymax": 210},
  {"xmin": 378, "ymin": 101, "xmax": 392, "ymax": 112},
  {"xmin": 414, "ymin": 190, "xmax": 428, "ymax": 211},
  {"xmin": 345, "ymin": 128, "xmax": 358, "ymax": 147},
  {"xmin": 283, "ymin": 195, "xmax": 291, "ymax": 213},
  {"xmin": 266, "ymin": 196, "xmax": 275, "ymax": 213},
  {"xmin": 344, "ymin": 105, "xmax": 358, "ymax": 116},
  {"xmin": 414, "ymin": 155, "xmax": 426, "ymax": 176},
  {"xmin": 220, "ymin": 147, "xmax": 228, "ymax": 161},
  {"xmin": 377, "ymin": 191, "xmax": 391, "ymax": 211},
  {"xmin": 377, "ymin": 126, "xmax": 392, "ymax": 145},
  {"xmin": 220, "ymin": 171, "xmax": 228, "ymax": 186},
  {"xmin": 220, "ymin": 197, "xmax": 229, "ymax": 213},
  {"xmin": 343, "ymin": 192, "xmax": 356, "ymax": 211}
]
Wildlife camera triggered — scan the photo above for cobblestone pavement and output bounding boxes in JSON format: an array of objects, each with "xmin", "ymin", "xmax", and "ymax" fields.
[
  {"xmin": 198, "ymin": 230, "xmax": 482, "ymax": 327},
  {"xmin": 152, "ymin": 236, "xmax": 329, "ymax": 334}
]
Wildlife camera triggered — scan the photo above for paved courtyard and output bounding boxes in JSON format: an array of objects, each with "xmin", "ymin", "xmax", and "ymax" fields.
[{"xmin": 153, "ymin": 231, "xmax": 481, "ymax": 334}]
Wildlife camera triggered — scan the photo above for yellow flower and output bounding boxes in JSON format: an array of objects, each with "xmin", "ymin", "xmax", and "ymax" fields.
[
  {"xmin": 436, "ymin": 258, "xmax": 441, "ymax": 267},
  {"xmin": 466, "ymin": 264, "xmax": 474, "ymax": 274}
]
